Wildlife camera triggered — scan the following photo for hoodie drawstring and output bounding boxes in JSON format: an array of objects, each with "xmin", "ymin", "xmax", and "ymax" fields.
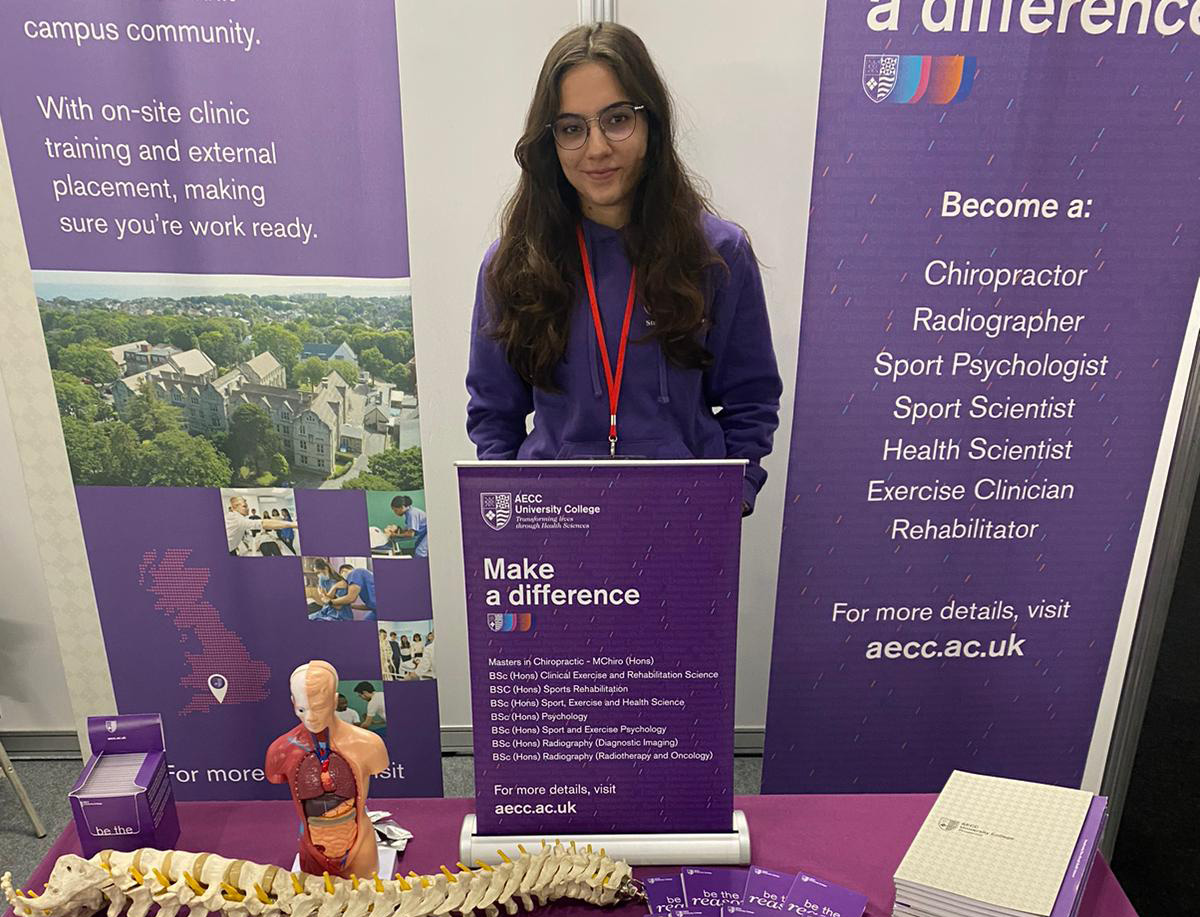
[
  {"xmin": 655, "ymin": 341, "xmax": 670, "ymax": 404},
  {"xmin": 587, "ymin": 324, "xmax": 604, "ymax": 398}
]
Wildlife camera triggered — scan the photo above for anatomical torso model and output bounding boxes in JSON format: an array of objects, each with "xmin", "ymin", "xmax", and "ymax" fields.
[{"xmin": 266, "ymin": 661, "xmax": 388, "ymax": 878}]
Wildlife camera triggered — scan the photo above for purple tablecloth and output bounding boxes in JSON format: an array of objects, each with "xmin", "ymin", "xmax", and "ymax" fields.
[{"xmin": 3, "ymin": 794, "xmax": 1137, "ymax": 917}]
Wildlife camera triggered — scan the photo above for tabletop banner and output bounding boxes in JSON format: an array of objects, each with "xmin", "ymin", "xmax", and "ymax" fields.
[
  {"xmin": 763, "ymin": 1, "xmax": 1200, "ymax": 792},
  {"xmin": 0, "ymin": 0, "xmax": 442, "ymax": 799},
  {"xmin": 458, "ymin": 462, "xmax": 742, "ymax": 835}
]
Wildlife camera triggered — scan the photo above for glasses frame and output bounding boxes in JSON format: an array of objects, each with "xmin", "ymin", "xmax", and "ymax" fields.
[{"xmin": 547, "ymin": 102, "xmax": 646, "ymax": 150}]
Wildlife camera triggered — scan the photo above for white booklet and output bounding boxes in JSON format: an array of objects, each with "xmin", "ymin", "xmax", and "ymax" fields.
[
  {"xmin": 894, "ymin": 771, "xmax": 1093, "ymax": 916},
  {"xmin": 78, "ymin": 752, "xmax": 148, "ymax": 797}
]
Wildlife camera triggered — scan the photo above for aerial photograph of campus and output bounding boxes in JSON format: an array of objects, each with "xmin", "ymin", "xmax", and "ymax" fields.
[{"xmin": 35, "ymin": 272, "xmax": 424, "ymax": 492}]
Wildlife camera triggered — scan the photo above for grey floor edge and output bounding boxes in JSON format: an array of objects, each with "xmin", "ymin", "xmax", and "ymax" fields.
[{"xmin": 0, "ymin": 756, "xmax": 764, "ymax": 889}]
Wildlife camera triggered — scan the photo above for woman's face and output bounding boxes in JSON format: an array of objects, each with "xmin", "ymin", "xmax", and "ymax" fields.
[{"xmin": 555, "ymin": 61, "xmax": 647, "ymax": 226}]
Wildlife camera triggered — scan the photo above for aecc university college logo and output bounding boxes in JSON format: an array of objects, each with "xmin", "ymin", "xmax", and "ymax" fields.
[
  {"xmin": 863, "ymin": 54, "xmax": 977, "ymax": 104},
  {"xmin": 478, "ymin": 491, "xmax": 533, "ymax": 633},
  {"xmin": 480, "ymin": 492, "xmax": 512, "ymax": 531},
  {"xmin": 488, "ymin": 612, "xmax": 532, "ymax": 633}
]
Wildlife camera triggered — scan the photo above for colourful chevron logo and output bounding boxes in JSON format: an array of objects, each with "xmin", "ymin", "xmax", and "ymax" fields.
[
  {"xmin": 863, "ymin": 55, "xmax": 977, "ymax": 104},
  {"xmin": 487, "ymin": 612, "xmax": 533, "ymax": 633}
]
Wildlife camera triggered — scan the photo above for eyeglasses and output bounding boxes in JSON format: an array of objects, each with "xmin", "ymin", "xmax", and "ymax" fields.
[{"xmin": 548, "ymin": 102, "xmax": 645, "ymax": 150}]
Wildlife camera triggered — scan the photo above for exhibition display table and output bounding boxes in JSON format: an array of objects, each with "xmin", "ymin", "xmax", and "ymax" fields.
[{"xmin": 5, "ymin": 794, "xmax": 1136, "ymax": 917}]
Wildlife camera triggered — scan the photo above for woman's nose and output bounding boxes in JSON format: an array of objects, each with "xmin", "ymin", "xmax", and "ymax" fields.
[{"xmin": 583, "ymin": 124, "xmax": 613, "ymax": 156}]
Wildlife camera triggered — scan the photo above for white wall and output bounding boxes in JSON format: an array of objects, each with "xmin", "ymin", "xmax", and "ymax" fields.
[
  {"xmin": 621, "ymin": 1, "xmax": 825, "ymax": 733},
  {"xmin": 396, "ymin": 0, "xmax": 585, "ymax": 741},
  {"xmin": 0, "ymin": 343, "xmax": 74, "ymax": 732},
  {"xmin": 398, "ymin": 0, "xmax": 826, "ymax": 735},
  {"xmin": 0, "ymin": 116, "xmax": 118, "ymax": 745}
]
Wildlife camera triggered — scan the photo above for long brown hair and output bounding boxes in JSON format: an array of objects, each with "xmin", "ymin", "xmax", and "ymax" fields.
[{"xmin": 485, "ymin": 23, "xmax": 723, "ymax": 391}]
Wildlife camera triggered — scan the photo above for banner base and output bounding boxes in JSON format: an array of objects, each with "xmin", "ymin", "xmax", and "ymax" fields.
[{"xmin": 459, "ymin": 810, "xmax": 751, "ymax": 865}]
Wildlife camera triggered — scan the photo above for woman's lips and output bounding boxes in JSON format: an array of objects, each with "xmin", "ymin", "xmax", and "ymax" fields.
[{"xmin": 584, "ymin": 168, "xmax": 618, "ymax": 180}]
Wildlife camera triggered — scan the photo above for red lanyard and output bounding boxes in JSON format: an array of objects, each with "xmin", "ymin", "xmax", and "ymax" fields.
[{"xmin": 576, "ymin": 223, "xmax": 637, "ymax": 457}]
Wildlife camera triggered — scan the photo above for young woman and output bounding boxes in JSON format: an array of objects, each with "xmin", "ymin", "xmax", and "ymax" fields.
[
  {"xmin": 466, "ymin": 23, "xmax": 782, "ymax": 513},
  {"xmin": 278, "ymin": 508, "xmax": 296, "ymax": 553}
]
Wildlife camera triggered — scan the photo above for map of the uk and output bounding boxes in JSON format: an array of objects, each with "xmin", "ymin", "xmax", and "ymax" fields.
[{"xmin": 138, "ymin": 548, "xmax": 271, "ymax": 714}]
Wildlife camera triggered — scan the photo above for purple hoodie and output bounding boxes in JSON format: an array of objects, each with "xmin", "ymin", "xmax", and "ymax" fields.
[{"xmin": 466, "ymin": 212, "xmax": 782, "ymax": 511}]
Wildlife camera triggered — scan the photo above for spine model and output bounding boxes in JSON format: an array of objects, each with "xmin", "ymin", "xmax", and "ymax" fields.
[{"xmin": 2, "ymin": 842, "xmax": 636, "ymax": 917}]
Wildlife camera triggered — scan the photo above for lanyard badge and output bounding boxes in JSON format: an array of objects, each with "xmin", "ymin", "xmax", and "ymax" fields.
[{"xmin": 575, "ymin": 223, "xmax": 637, "ymax": 457}]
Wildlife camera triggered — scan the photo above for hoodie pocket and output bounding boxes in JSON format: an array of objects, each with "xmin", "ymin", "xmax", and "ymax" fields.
[{"xmin": 555, "ymin": 438, "xmax": 695, "ymax": 460}]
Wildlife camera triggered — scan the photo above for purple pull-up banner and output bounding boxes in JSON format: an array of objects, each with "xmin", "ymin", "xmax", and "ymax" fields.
[
  {"xmin": 0, "ymin": 0, "xmax": 442, "ymax": 800},
  {"xmin": 458, "ymin": 461, "xmax": 743, "ymax": 835},
  {"xmin": 764, "ymin": 3, "xmax": 1200, "ymax": 792}
]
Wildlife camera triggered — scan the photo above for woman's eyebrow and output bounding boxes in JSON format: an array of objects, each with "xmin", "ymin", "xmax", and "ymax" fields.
[{"xmin": 555, "ymin": 100, "xmax": 635, "ymax": 118}]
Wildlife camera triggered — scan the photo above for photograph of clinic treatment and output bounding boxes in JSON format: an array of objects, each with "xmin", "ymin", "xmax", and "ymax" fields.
[
  {"xmin": 302, "ymin": 556, "xmax": 376, "ymax": 622},
  {"xmin": 334, "ymin": 678, "xmax": 387, "ymax": 737},
  {"xmin": 366, "ymin": 490, "xmax": 429, "ymax": 558},
  {"xmin": 221, "ymin": 487, "xmax": 300, "ymax": 556}
]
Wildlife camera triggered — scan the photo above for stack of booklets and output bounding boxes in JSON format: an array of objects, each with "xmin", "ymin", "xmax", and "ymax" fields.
[
  {"xmin": 892, "ymin": 771, "xmax": 1109, "ymax": 917},
  {"xmin": 645, "ymin": 864, "xmax": 867, "ymax": 917},
  {"xmin": 76, "ymin": 752, "xmax": 148, "ymax": 795}
]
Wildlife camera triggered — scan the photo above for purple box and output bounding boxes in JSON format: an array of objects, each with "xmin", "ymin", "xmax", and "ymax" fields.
[{"xmin": 69, "ymin": 714, "xmax": 180, "ymax": 857}]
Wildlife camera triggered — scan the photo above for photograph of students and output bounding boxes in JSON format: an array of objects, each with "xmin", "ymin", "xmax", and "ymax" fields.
[
  {"xmin": 466, "ymin": 23, "xmax": 782, "ymax": 514},
  {"xmin": 378, "ymin": 620, "xmax": 435, "ymax": 681}
]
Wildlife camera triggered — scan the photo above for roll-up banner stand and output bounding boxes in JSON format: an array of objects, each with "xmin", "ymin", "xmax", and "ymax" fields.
[
  {"xmin": 0, "ymin": 1, "xmax": 444, "ymax": 798},
  {"xmin": 456, "ymin": 460, "xmax": 750, "ymax": 865},
  {"xmin": 763, "ymin": 1, "xmax": 1200, "ymax": 797}
]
